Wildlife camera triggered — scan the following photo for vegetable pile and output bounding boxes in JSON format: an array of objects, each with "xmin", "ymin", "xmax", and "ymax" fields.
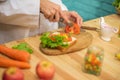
[
  {"xmin": 84, "ymin": 47, "xmax": 104, "ymax": 76},
  {"xmin": 40, "ymin": 32, "xmax": 72, "ymax": 48},
  {"xmin": 0, "ymin": 45, "xmax": 31, "ymax": 69}
]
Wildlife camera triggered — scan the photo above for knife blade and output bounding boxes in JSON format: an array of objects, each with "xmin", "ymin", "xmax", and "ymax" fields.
[{"xmin": 81, "ymin": 26, "xmax": 100, "ymax": 31}]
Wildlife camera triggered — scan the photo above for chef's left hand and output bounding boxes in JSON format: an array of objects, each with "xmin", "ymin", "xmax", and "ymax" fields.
[{"xmin": 60, "ymin": 11, "xmax": 83, "ymax": 27}]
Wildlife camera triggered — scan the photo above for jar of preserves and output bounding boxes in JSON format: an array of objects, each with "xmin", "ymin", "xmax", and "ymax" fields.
[{"xmin": 83, "ymin": 46, "xmax": 104, "ymax": 76}]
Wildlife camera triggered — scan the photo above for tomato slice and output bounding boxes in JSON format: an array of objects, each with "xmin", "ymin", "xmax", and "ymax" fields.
[
  {"xmin": 73, "ymin": 23, "xmax": 80, "ymax": 34},
  {"xmin": 65, "ymin": 23, "xmax": 80, "ymax": 34},
  {"xmin": 67, "ymin": 37, "xmax": 72, "ymax": 41}
]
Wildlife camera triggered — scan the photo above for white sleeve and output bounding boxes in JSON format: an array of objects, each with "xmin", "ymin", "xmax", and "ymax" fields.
[
  {"xmin": 0, "ymin": 0, "xmax": 40, "ymax": 28},
  {"xmin": 0, "ymin": 0, "xmax": 40, "ymax": 16}
]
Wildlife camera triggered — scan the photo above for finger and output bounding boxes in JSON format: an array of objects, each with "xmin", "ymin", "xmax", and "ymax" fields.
[
  {"xmin": 49, "ymin": 9, "xmax": 60, "ymax": 22},
  {"xmin": 79, "ymin": 16, "xmax": 83, "ymax": 27},
  {"xmin": 71, "ymin": 11, "xmax": 78, "ymax": 19},
  {"xmin": 43, "ymin": 10, "xmax": 51, "ymax": 19},
  {"xmin": 54, "ymin": 12, "xmax": 60, "ymax": 22},
  {"xmin": 48, "ymin": 14, "xmax": 55, "ymax": 22},
  {"xmin": 54, "ymin": 5, "xmax": 61, "ymax": 12},
  {"xmin": 70, "ymin": 11, "xmax": 82, "ymax": 26},
  {"xmin": 44, "ymin": 9, "xmax": 56, "ymax": 20},
  {"xmin": 60, "ymin": 11, "xmax": 70, "ymax": 23},
  {"xmin": 75, "ymin": 14, "xmax": 83, "ymax": 27},
  {"xmin": 76, "ymin": 16, "xmax": 80, "ymax": 26},
  {"xmin": 50, "ymin": 9, "xmax": 56, "ymax": 16},
  {"xmin": 44, "ymin": 13, "xmax": 49, "ymax": 19}
]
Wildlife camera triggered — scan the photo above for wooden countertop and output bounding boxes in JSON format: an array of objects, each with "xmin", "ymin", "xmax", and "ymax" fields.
[{"xmin": 0, "ymin": 14, "xmax": 120, "ymax": 80}]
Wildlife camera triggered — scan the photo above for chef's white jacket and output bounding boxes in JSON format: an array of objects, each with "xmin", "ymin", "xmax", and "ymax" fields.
[{"xmin": 0, "ymin": 0, "xmax": 67, "ymax": 44}]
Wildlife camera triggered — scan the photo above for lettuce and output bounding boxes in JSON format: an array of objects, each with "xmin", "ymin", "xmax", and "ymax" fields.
[{"xmin": 40, "ymin": 32, "xmax": 68, "ymax": 48}]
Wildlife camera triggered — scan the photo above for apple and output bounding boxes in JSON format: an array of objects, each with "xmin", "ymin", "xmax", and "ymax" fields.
[
  {"xmin": 2, "ymin": 67, "xmax": 24, "ymax": 80},
  {"xmin": 36, "ymin": 61, "xmax": 55, "ymax": 80}
]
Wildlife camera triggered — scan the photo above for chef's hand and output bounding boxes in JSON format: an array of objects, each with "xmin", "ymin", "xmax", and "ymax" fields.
[
  {"xmin": 40, "ymin": 0, "xmax": 61, "ymax": 22},
  {"xmin": 60, "ymin": 11, "xmax": 83, "ymax": 27}
]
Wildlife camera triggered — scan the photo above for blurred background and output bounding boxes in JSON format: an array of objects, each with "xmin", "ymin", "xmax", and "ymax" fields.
[{"xmin": 62, "ymin": 0, "xmax": 116, "ymax": 21}]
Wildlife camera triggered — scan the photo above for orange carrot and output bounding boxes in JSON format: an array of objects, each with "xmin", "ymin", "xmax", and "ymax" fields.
[
  {"xmin": 0, "ymin": 56, "xmax": 30, "ymax": 69},
  {"xmin": 0, "ymin": 45, "xmax": 30, "ymax": 62}
]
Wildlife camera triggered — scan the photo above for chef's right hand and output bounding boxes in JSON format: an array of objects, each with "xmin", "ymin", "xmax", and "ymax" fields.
[{"xmin": 40, "ymin": 0, "xmax": 62, "ymax": 22}]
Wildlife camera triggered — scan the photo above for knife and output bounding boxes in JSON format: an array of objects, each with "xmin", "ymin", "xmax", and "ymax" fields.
[
  {"xmin": 67, "ymin": 22, "xmax": 100, "ymax": 31},
  {"xmin": 60, "ymin": 18, "xmax": 100, "ymax": 31}
]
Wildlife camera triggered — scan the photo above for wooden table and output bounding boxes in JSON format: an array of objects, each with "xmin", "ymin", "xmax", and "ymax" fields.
[{"xmin": 0, "ymin": 14, "xmax": 120, "ymax": 80}]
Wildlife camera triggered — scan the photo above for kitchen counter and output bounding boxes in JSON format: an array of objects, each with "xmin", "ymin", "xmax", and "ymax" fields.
[{"xmin": 0, "ymin": 14, "xmax": 120, "ymax": 80}]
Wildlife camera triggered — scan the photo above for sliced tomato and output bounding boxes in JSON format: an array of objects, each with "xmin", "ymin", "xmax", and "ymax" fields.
[
  {"xmin": 65, "ymin": 26, "xmax": 71, "ymax": 33},
  {"xmin": 67, "ymin": 37, "xmax": 72, "ymax": 41},
  {"xmin": 65, "ymin": 23, "xmax": 80, "ymax": 34},
  {"xmin": 49, "ymin": 34, "xmax": 59, "ymax": 41},
  {"xmin": 73, "ymin": 23, "xmax": 80, "ymax": 34},
  {"xmin": 50, "ymin": 35, "xmax": 56, "ymax": 41}
]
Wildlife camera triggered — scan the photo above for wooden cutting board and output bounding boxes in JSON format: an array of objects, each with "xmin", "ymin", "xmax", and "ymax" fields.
[{"xmin": 40, "ymin": 31, "xmax": 93, "ymax": 55}]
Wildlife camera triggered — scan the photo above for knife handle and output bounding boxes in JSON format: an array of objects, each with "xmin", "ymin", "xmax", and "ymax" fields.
[{"xmin": 81, "ymin": 26, "xmax": 100, "ymax": 31}]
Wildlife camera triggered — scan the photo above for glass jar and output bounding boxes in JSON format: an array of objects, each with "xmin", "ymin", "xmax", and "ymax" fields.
[{"xmin": 83, "ymin": 46, "xmax": 104, "ymax": 76}]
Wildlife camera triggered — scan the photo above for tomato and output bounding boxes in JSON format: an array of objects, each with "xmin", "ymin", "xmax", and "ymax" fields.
[
  {"xmin": 65, "ymin": 23, "xmax": 80, "ymax": 34},
  {"xmin": 67, "ymin": 37, "xmax": 72, "ymax": 41},
  {"xmin": 49, "ymin": 34, "xmax": 57, "ymax": 41}
]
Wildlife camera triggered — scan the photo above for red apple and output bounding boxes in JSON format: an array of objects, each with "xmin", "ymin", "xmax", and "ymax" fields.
[
  {"xmin": 2, "ymin": 67, "xmax": 24, "ymax": 80},
  {"xmin": 36, "ymin": 61, "xmax": 55, "ymax": 80}
]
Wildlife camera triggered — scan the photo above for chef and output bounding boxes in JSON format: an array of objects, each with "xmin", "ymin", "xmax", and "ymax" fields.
[{"xmin": 0, "ymin": 0, "xmax": 82, "ymax": 44}]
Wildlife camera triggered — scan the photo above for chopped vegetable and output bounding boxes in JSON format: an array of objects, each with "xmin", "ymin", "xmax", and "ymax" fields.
[
  {"xmin": 40, "ymin": 32, "xmax": 69, "ymax": 48},
  {"xmin": 65, "ymin": 22, "xmax": 80, "ymax": 34},
  {"xmin": 0, "ymin": 45, "xmax": 30, "ymax": 62},
  {"xmin": 12, "ymin": 43, "xmax": 33, "ymax": 54},
  {"xmin": 0, "ymin": 56, "xmax": 30, "ymax": 69},
  {"xmin": 84, "ymin": 46, "xmax": 104, "ymax": 76}
]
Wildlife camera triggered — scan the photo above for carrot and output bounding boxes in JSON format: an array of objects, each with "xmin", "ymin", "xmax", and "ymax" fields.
[
  {"xmin": 0, "ymin": 45, "xmax": 30, "ymax": 62},
  {"xmin": 0, "ymin": 56, "xmax": 30, "ymax": 69}
]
